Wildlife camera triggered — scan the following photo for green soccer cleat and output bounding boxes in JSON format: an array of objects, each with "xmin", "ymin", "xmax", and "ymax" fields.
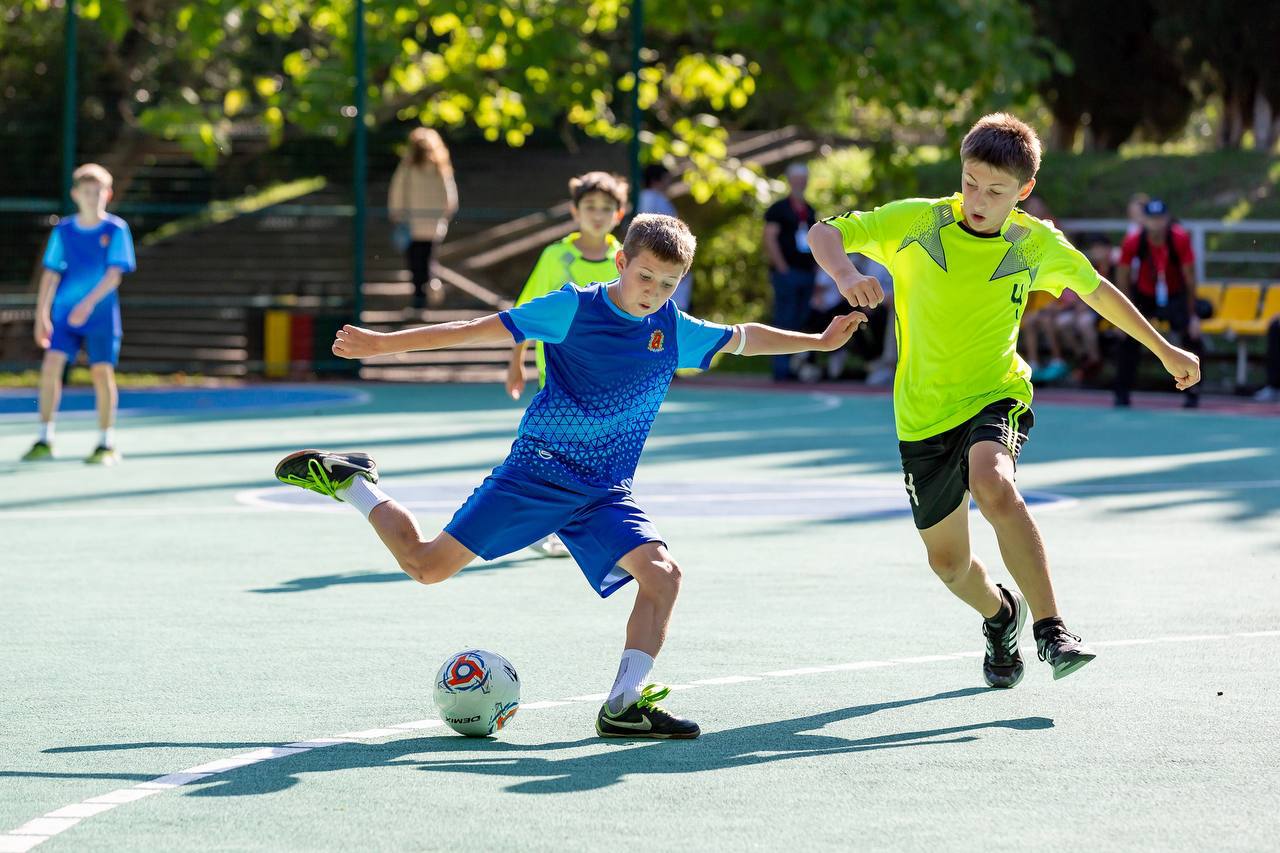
[
  {"xmin": 596, "ymin": 684, "xmax": 700, "ymax": 739},
  {"xmin": 85, "ymin": 446, "xmax": 121, "ymax": 465},
  {"xmin": 274, "ymin": 449, "xmax": 378, "ymax": 500},
  {"xmin": 21, "ymin": 440, "xmax": 53, "ymax": 462}
]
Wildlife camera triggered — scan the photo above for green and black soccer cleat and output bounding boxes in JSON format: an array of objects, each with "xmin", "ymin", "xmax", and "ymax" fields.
[
  {"xmin": 1036, "ymin": 623, "xmax": 1097, "ymax": 680},
  {"xmin": 274, "ymin": 449, "xmax": 378, "ymax": 500},
  {"xmin": 596, "ymin": 684, "xmax": 700, "ymax": 740},
  {"xmin": 982, "ymin": 584, "xmax": 1027, "ymax": 689},
  {"xmin": 85, "ymin": 446, "xmax": 121, "ymax": 466},
  {"xmin": 21, "ymin": 440, "xmax": 53, "ymax": 462}
]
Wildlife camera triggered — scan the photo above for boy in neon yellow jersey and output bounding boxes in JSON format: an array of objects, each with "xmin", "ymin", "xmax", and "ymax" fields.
[
  {"xmin": 506, "ymin": 171, "xmax": 628, "ymax": 399},
  {"xmin": 809, "ymin": 113, "xmax": 1200, "ymax": 687},
  {"xmin": 505, "ymin": 171, "xmax": 627, "ymax": 558}
]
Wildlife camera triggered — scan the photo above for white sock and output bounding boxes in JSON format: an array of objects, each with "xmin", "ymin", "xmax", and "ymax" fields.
[
  {"xmin": 336, "ymin": 476, "xmax": 391, "ymax": 519},
  {"xmin": 606, "ymin": 649, "xmax": 655, "ymax": 713},
  {"xmin": 100, "ymin": 427, "xmax": 114, "ymax": 448},
  {"xmin": 38, "ymin": 422, "xmax": 54, "ymax": 443}
]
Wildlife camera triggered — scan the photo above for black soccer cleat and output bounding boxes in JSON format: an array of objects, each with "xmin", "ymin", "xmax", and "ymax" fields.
[
  {"xmin": 274, "ymin": 449, "xmax": 378, "ymax": 500},
  {"xmin": 1036, "ymin": 623, "xmax": 1097, "ymax": 680},
  {"xmin": 596, "ymin": 684, "xmax": 700, "ymax": 739},
  {"xmin": 982, "ymin": 584, "xmax": 1028, "ymax": 689}
]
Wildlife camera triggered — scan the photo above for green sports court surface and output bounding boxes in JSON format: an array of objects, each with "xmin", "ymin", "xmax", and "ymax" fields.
[{"xmin": 2, "ymin": 381, "xmax": 1278, "ymax": 851}]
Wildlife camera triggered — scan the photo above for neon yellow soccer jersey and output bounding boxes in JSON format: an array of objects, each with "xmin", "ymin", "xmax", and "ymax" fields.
[
  {"xmin": 824, "ymin": 193, "xmax": 1099, "ymax": 441},
  {"xmin": 516, "ymin": 231, "xmax": 623, "ymax": 383}
]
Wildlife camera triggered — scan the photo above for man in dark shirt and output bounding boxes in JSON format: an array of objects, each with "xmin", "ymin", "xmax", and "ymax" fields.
[{"xmin": 763, "ymin": 163, "xmax": 818, "ymax": 381}]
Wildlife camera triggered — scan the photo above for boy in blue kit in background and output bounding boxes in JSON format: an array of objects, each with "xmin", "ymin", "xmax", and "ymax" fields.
[
  {"xmin": 275, "ymin": 215, "xmax": 866, "ymax": 738},
  {"xmin": 24, "ymin": 163, "xmax": 136, "ymax": 464}
]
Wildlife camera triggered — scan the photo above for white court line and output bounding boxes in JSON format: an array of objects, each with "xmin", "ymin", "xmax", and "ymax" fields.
[{"xmin": 3, "ymin": 628, "xmax": 1278, "ymax": 850}]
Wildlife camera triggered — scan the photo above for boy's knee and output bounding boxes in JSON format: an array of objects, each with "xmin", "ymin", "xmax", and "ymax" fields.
[
  {"xmin": 969, "ymin": 471, "xmax": 1023, "ymax": 519},
  {"xmin": 636, "ymin": 552, "xmax": 682, "ymax": 600},
  {"xmin": 927, "ymin": 549, "xmax": 970, "ymax": 584},
  {"xmin": 402, "ymin": 551, "xmax": 445, "ymax": 585}
]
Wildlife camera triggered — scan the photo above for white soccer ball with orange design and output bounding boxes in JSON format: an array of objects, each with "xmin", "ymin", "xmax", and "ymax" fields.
[{"xmin": 432, "ymin": 649, "xmax": 521, "ymax": 737}]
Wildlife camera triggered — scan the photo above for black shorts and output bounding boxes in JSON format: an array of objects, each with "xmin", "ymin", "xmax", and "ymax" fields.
[{"xmin": 899, "ymin": 399, "xmax": 1035, "ymax": 530}]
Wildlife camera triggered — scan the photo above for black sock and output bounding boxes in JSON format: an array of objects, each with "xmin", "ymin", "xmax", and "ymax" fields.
[
  {"xmin": 1033, "ymin": 616, "xmax": 1065, "ymax": 640},
  {"xmin": 985, "ymin": 587, "xmax": 1013, "ymax": 625}
]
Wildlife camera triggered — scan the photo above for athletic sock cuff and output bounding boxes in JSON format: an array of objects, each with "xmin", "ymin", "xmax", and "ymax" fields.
[{"xmin": 338, "ymin": 477, "xmax": 391, "ymax": 519}]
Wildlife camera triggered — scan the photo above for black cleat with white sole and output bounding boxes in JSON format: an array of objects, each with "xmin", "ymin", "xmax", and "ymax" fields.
[
  {"xmin": 596, "ymin": 684, "xmax": 700, "ymax": 739},
  {"xmin": 274, "ymin": 449, "xmax": 378, "ymax": 500}
]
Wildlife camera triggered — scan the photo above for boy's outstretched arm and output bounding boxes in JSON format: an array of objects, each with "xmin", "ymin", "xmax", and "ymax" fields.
[
  {"xmin": 1080, "ymin": 279, "xmax": 1201, "ymax": 390},
  {"xmin": 809, "ymin": 222, "xmax": 884, "ymax": 309},
  {"xmin": 332, "ymin": 314, "xmax": 514, "ymax": 360},
  {"xmin": 730, "ymin": 312, "xmax": 868, "ymax": 357}
]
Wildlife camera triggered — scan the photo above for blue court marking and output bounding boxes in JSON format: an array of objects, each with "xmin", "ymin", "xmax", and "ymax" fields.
[
  {"xmin": 240, "ymin": 479, "xmax": 1073, "ymax": 520},
  {"xmin": 0, "ymin": 384, "xmax": 368, "ymax": 420}
]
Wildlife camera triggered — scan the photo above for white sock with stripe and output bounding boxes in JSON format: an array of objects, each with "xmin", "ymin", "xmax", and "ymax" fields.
[
  {"xmin": 336, "ymin": 476, "xmax": 391, "ymax": 519},
  {"xmin": 606, "ymin": 649, "xmax": 655, "ymax": 714}
]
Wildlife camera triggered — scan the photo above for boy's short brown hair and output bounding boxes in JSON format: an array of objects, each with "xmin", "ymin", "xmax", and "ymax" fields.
[
  {"xmin": 960, "ymin": 114, "xmax": 1041, "ymax": 184},
  {"xmin": 569, "ymin": 171, "xmax": 628, "ymax": 209},
  {"xmin": 622, "ymin": 214, "xmax": 696, "ymax": 271},
  {"xmin": 72, "ymin": 163, "xmax": 113, "ymax": 188}
]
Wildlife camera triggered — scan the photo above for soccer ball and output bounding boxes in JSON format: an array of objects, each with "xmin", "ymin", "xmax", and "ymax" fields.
[{"xmin": 433, "ymin": 649, "xmax": 521, "ymax": 737}]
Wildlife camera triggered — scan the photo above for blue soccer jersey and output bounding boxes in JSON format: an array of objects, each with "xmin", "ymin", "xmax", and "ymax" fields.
[
  {"xmin": 42, "ymin": 214, "xmax": 136, "ymax": 325},
  {"xmin": 497, "ymin": 282, "xmax": 732, "ymax": 491}
]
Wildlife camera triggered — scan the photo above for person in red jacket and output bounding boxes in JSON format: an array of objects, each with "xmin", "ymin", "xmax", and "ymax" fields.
[{"xmin": 1114, "ymin": 199, "xmax": 1203, "ymax": 408}]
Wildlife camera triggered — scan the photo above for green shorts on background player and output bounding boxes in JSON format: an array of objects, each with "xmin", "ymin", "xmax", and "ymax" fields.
[{"xmin": 810, "ymin": 113, "xmax": 1201, "ymax": 687}]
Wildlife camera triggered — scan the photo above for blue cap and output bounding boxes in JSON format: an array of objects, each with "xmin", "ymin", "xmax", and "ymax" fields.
[{"xmin": 1144, "ymin": 199, "xmax": 1168, "ymax": 217}]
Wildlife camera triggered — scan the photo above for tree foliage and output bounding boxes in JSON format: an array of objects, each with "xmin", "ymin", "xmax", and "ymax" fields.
[
  {"xmin": 1030, "ymin": 0, "xmax": 1280, "ymax": 151},
  {"xmin": 2, "ymin": 0, "xmax": 1058, "ymax": 201}
]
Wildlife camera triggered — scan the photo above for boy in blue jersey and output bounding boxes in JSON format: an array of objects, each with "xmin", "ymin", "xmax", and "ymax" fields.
[
  {"xmin": 275, "ymin": 214, "xmax": 866, "ymax": 738},
  {"xmin": 24, "ymin": 164, "xmax": 136, "ymax": 464}
]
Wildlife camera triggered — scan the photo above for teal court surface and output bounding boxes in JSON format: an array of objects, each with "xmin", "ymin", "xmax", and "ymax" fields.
[{"xmin": 2, "ymin": 381, "xmax": 1278, "ymax": 852}]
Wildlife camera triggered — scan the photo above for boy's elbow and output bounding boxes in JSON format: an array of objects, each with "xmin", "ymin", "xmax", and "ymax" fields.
[{"xmin": 808, "ymin": 221, "xmax": 837, "ymax": 244}]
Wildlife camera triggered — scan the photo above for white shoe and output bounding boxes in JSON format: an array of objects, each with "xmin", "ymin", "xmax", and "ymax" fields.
[
  {"xmin": 529, "ymin": 534, "xmax": 571, "ymax": 558},
  {"xmin": 865, "ymin": 365, "xmax": 895, "ymax": 387},
  {"xmin": 1253, "ymin": 386, "xmax": 1279, "ymax": 403},
  {"xmin": 797, "ymin": 362, "xmax": 823, "ymax": 383},
  {"xmin": 826, "ymin": 350, "xmax": 849, "ymax": 380}
]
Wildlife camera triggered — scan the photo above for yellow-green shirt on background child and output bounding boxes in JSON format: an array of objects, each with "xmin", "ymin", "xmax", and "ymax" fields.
[{"xmin": 515, "ymin": 231, "xmax": 623, "ymax": 384}]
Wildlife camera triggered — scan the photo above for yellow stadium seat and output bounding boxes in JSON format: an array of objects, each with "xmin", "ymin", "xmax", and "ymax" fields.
[
  {"xmin": 1231, "ymin": 285, "xmax": 1280, "ymax": 336},
  {"xmin": 1200, "ymin": 283, "xmax": 1261, "ymax": 336},
  {"xmin": 1196, "ymin": 283, "xmax": 1224, "ymax": 317}
]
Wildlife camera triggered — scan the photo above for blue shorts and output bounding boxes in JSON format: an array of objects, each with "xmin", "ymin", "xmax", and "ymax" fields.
[
  {"xmin": 49, "ymin": 318, "xmax": 122, "ymax": 366},
  {"xmin": 445, "ymin": 468, "xmax": 664, "ymax": 598}
]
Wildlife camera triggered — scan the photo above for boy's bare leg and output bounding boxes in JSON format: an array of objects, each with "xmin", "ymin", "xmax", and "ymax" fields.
[
  {"xmin": 365, "ymin": 499, "xmax": 476, "ymax": 585},
  {"xmin": 966, "ymin": 440, "xmax": 1059, "ymax": 620},
  {"xmin": 597, "ymin": 542, "xmax": 699, "ymax": 738},
  {"xmin": 90, "ymin": 363, "xmax": 117, "ymax": 433},
  {"xmin": 918, "ymin": 497, "xmax": 1003, "ymax": 619},
  {"xmin": 616, "ymin": 542, "xmax": 682, "ymax": 658},
  {"xmin": 38, "ymin": 350, "xmax": 67, "ymax": 427}
]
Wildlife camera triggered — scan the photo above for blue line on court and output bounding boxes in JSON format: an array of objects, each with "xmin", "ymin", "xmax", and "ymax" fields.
[{"xmin": 0, "ymin": 384, "xmax": 368, "ymax": 418}]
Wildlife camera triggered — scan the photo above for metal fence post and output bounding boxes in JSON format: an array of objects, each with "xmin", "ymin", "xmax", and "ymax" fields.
[
  {"xmin": 61, "ymin": 0, "xmax": 78, "ymax": 215},
  {"xmin": 352, "ymin": 0, "xmax": 367, "ymax": 325},
  {"xmin": 628, "ymin": 0, "xmax": 644, "ymax": 217}
]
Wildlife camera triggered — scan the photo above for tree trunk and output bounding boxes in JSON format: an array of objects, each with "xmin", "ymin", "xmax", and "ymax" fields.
[{"xmin": 1048, "ymin": 115, "xmax": 1079, "ymax": 151}]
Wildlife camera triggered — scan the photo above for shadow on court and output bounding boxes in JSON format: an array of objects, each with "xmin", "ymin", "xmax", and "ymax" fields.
[
  {"xmin": 12, "ymin": 688, "xmax": 1052, "ymax": 796},
  {"xmin": 248, "ymin": 557, "xmax": 538, "ymax": 594}
]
